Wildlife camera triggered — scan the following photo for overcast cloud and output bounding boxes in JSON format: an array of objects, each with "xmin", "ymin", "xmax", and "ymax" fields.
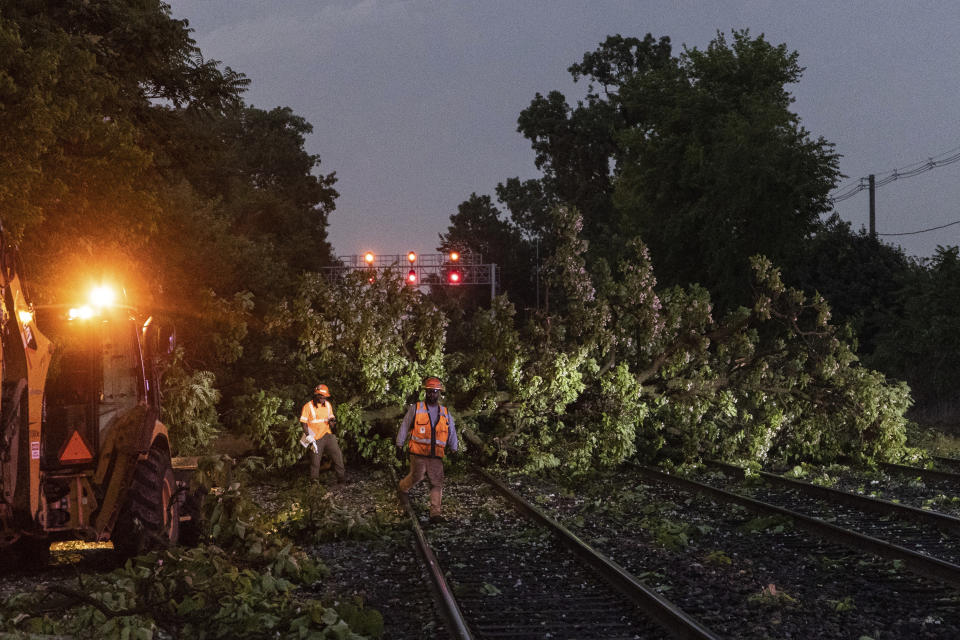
[{"xmin": 164, "ymin": 0, "xmax": 960, "ymax": 260}]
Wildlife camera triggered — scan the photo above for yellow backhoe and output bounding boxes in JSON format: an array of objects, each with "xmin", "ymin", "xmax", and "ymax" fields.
[{"xmin": 0, "ymin": 235, "xmax": 193, "ymax": 565}]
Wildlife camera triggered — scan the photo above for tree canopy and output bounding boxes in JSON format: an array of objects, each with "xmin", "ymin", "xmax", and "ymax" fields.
[
  {"xmin": 613, "ymin": 31, "xmax": 840, "ymax": 308},
  {"xmin": 869, "ymin": 246, "xmax": 960, "ymax": 411},
  {"xmin": 448, "ymin": 31, "xmax": 840, "ymax": 311},
  {"xmin": 0, "ymin": 0, "xmax": 338, "ymax": 376}
]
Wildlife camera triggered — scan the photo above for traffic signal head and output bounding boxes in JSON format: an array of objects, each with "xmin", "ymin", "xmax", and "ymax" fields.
[
  {"xmin": 447, "ymin": 269, "xmax": 462, "ymax": 285},
  {"xmin": 363, "ymin": 251, "xmax": 375, "ymax": 265},
  {"xmin": 407, "ymin": 269, "xmax": 418, "ymax": 284},
  {"xmin": 407, "ymin": 251, "xmax": 417, "ymax": 263},
  {"xmin": 448, "ymin": 250, "xmax": 460, "ymax": 263}
]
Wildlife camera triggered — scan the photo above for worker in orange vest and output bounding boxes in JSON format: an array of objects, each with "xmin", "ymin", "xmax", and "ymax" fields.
[
  {"xmin": 300, "ymin": 384, "xmax": 346, "ymax": 484},
  {"xmin": 397, "ymin": 376, "xmax": 458, "ymax": 522}
]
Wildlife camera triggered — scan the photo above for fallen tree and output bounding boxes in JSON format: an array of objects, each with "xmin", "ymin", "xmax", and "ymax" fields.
[{"xmin": 226, "ymin": 206, "xmax": 910, "ymax": 474}]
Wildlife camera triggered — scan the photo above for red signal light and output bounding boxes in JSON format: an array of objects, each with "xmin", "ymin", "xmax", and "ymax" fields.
[
  {"xmin": 447, "ymin": 269, "xmax": 461, "ymax": 284},
  {"xmin": 407, "ymin": 269, "xmax": 418, "ymax": 284}
]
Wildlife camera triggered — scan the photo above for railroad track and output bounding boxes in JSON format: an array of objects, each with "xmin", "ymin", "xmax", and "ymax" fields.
[
  {"xmin": 507, "ymin": 467, "xmax": 960, "ymax": 638},
  {"xmin": 708, "ymin": 460, "xmax": 960, "ymax": 535},
  {"xmin": 682, "ymin": 462, "xmax": 960, "ymax": 587},
  {"xmin": 934, "ymin": 456, "xmax": 960, "ymax": 474},
  {"xmin": 401, "ymin": 466, "xmax": 960, "ymax": 638},
  {"xmin": 785, "ymin": 462, "xmax": 960, "ymax": 520},
  {"xmin": 881, "ymin": 459, "xmax": 960, "ymax": 484},
  {"xmin": 399, "ymin": 470, "xmax": 718, "ymax": 640}
]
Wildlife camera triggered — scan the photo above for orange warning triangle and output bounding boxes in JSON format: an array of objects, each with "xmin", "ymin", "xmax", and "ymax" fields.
[{"xmin": 59, "ymin": 430, "xmax": 93, "ymax": 463}]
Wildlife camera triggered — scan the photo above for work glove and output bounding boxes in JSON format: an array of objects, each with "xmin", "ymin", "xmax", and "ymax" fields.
[
  {"xmin": 395, "ymin": 446, "xmax": 405, "ymax": 464},
  {"xmin": 305, "ymin": 433, "xmax": 316, "ymax": 444},
  {"xmin": 311, "ymin": 442, "xmax": 319, "ymax": 454}
]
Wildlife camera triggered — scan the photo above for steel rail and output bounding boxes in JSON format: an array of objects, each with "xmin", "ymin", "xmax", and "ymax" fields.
[
  {"xmin": 707, "ymin": 460, "xmax": 960, "ymax": 534},
  {"xmin": 933, "ymin": 455, "xmax": 960, "ymax": 469},
  {"xmin": 392, "ymin": 468, "xmax": 474, "ymax": 640},
  {"xmin": 477, "ymin": 468, "xmax": 720, "ymax": 640},
  {"xmin": 635, "ymin": 465, "xmax": 960, "ymax": 589},
  {"xmin": 880, "ymin": 461, "xmax": 960, "ymax": 484}
]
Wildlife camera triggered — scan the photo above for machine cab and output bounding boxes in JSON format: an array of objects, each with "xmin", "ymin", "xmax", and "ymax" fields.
[{"xmin": 37, "ymin": 302, "xmax": 154, "ymax": 472}]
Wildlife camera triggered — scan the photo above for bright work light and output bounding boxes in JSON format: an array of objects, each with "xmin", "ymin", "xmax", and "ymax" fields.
[
  {"xmin": 69, "ymin": 306, "xmax": 95, "ymax": 320},
  {"xmin": 90, "ymin": 285, "xmax": 116, "ymax": 307}
]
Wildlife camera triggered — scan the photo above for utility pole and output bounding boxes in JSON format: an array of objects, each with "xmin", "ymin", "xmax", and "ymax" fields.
[
  {"xmin": 535, "ymin": 238, "xmax": 540, "ymax": 311},
  {"xmin": 868, "ymin": 174, "xmax": 876, "ymax": 237}
]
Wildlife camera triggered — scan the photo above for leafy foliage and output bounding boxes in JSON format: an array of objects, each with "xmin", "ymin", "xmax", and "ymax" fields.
[
  {"xmin": 785, "ymin": 215, "xmax": 915, "ymax": 356},
  {"xmin": 424, "ymin": 31, "xmax": 914, "ymax": 470},
  {"xmin": 869, "ymin": 246, "xmax": 960, "ymax": 408},
  {"xmin": 230, "ymin": 270, "xmax": 448, "ymax": 468},
  {"xmin": 457, "ymin": 31, "xmax": 839, "ymax": 312},
  {"xmin": 162, "ymin": 348, "xmax": 221, "ymax": 456},
  {"xmin": 449, "ymin": 205, "xmax": 910, "ymax": 470},
  {"xmin": 1, "ymin": 0, "xmax": 337, "ymax": 411},
  {"xmin": 273, "ymin": 483, "xmax": 401, "ymax": 544},
  {"xmin": 613, "ymin": 31, "xmax": 839, "ymax": 309},
  {"xmin": 233, "ymin": 389, "xmax": 302, "ymax": 469},
  {"xmin": 439, "ymin": 193, "xmax": 534, "ymax": 311},
  {"xmin": 265, "ymin": 271, "xmax": 446, "ymax": 405},
  {"xmin": 0, "ymin": 458, "xmax": 382, "ymax": 639}
]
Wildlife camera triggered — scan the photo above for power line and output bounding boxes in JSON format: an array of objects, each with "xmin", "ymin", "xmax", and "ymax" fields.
[
  {"xmin": 878, "ymin": 218, "xmax": 960, "ymax": 237},
  {"xmin": 829, "ymin": 144, "xmax": 960, "ymax": 205}
]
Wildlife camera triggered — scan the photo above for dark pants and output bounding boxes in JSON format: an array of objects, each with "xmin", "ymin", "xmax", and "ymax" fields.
[
  {"xmin": 398, "ymin": 455, "xmax": 444, "ymax": 516},
  {"xmin": 310, "ymin": 433, "xmax": 345, "ymax": 481}
]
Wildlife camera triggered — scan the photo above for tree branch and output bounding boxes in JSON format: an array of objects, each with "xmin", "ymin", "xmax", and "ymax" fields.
[{"xmin": 44, "ymin": 585, "xmax": 157, "ymax": 619}]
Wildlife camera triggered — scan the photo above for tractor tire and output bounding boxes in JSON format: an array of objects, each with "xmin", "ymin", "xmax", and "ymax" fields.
[{"xmin": 113, "ymin": 446, "xmax": 180, "ymax": 557}]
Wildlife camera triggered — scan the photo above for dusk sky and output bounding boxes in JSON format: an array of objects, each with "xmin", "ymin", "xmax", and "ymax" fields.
[{"xmin": 164, "ymin": 1, "xmax": 960, "ymax": 261}]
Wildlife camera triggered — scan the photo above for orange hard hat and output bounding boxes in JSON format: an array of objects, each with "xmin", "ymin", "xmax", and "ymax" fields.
[
  {"xmin": 423, "ymin": 376, "xmax": 445, "ymax": 391},
  {"xmin": 313, "ymin": 384, "xmax": 330, "ymax": 397}
]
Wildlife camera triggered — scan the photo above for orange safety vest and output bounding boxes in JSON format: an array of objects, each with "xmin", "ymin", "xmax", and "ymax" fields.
[
  {"xmin": 409, "ymin": 402, "xmax": 450, "ymax": 458},
  {"xmin": 300, "ymin": 400, "xmax": 333, "ymax": 440}
]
